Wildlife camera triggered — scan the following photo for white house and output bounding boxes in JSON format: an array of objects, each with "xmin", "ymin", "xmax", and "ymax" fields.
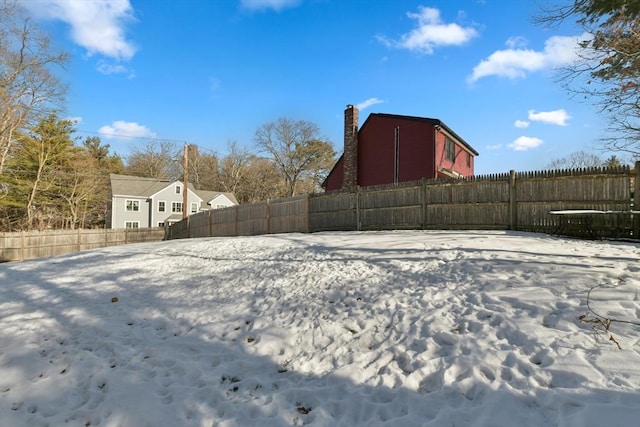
[{"xmin": 106, "ymin": 174, "xmax": 238, "ymax": 229}]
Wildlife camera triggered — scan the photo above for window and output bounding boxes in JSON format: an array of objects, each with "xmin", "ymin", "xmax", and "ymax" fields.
[
  {"xmin": 191, "ymin": 202, "xmax": 198, "ymax": 213},
  {"xmin": 445, "ymin": 137, "xmax": 456, "ymax": 163},
  {"xmin": 158, "ymin": 201, "xmax": 166, "ymax": 212},
  {"xmin": 125, "ymin": 200, "xmax": 139, "ymax": 212},
  {"xmin": 172, "ymin": 202, "xmax": 183, "ymax": 213},
  {"xmin": 175, "ymin": 185, "xmax": 181, "ymax": 194},
  {"xmin": 466, "ymin": 152, "xmax": 471, "ymax": 167},
  {"xmin": 158, "ymin": 222, "xmax": 165, "ymax": 227},
  {"xmin": 215, "ymin": 204, "xmax": 227, "ymax": 209},
  {"xmin": 125, "ymin": 221, "xmax": 139, "ymax": 229}
]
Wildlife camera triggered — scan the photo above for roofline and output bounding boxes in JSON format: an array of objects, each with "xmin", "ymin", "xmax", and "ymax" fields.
[
  {"xmin": 147, "ymin": 180, "xmax": 203, "ymax": 201},
  {"xmin": 321, "ymin": 153, "xmax": 343, "ymax": 189},
  {"xmin": 112, "ymin": 194, "xmax": 149, "ymax": 199},
  {"xmin": 363, "ymin": 113, "xmax": 479, "ymax": 156}
]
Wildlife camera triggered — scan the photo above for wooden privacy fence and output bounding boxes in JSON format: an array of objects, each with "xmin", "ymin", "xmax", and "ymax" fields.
[
  {"xmin": 167, "ymin": 164, "xmax": 639, "ymax": 241},
  {"xmin": 166, "ymin": 195, "xmax": 309, "ymax": 240},
  {"xmin": 0, "ymin": 227, "xmax": 165, "ymax": 262}
]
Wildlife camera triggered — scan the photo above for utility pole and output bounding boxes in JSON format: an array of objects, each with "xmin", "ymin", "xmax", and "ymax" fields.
[{"xmin": 183, "ymin": 143, "xmax": 189, "ymax": 219}]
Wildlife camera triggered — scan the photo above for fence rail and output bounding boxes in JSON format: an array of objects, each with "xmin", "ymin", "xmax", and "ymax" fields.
[
  {"xmin": 0, "ymin": 228, "xmax": 165, "ymax": 262},
  {"xmin": 166, "ymin": 164, "xmax": 639, "ymax": 241}
]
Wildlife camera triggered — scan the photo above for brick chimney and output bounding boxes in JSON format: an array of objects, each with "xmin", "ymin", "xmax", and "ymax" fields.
[{"xmin": 343, "ymin": 104, "xmax": 359, "ymax": 190}]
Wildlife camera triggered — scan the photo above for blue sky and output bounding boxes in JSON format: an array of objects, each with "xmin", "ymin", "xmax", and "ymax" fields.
[{"xmin": 21, "ymin": 0, "xmax": 606, "ymax": 175}]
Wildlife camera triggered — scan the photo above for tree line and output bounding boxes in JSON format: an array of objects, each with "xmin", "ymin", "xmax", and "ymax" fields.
[
  {"xmin": 0, "ymin": 112, "xmax": 335, "ymax": 232},
  {"xmin": 126, "ymin": 119, "xmax": 335, "ymax": 206},
  {"xmin": 0, "ymin": 1, "xmax": 334, "ymax": 232}
]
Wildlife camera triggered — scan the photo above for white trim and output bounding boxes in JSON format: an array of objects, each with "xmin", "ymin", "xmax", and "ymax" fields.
[
  {"xmin": 171, "ymin": 201, "xmax": 183, "ymax": 213},
  {"xmin": 125, "ymin": 199, "xmax": 140, "ymax": 212},
  {"xmin": 208, "ymin": 193, "xmax": 234, "ymax": 206},
  {"xmin": 148, "ymin": 181, "xmax": 202, "ymax": 202}
]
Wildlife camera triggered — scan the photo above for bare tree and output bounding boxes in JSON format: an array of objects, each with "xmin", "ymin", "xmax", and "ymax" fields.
[
  {"xmin": 536, "ymin": 1, "xmax": 640, "ymax": 156},
  {"xmin": 185, "ymin": 146, "xmax": 219, "ymax": 190},
  {"xmin": 125, "ymin": 141, "xmax": 178, "ymax": 179},
  {"xmin": 0, "ymin": 1, "xmax": 68, "ymax": 175},
  {"xmin": 218, "ymin": 141, "xmax": 253, "ymax": 197},
  {"xmin": 56, "ymin": 149, "xmax": 103, "ymax": 228},
  {"xmin": 254, "ymin": 118, "xmax": 335, "ymax": 197},
  {"xmin": 546, "ymin": 150, "xmax": 603, "ymax": 169},
  {"xmin": 238, "ymin": 157, "xmax": 285, "ymax": 203}
]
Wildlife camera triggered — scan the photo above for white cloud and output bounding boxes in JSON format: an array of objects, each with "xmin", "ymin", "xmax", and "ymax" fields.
[
  {"xmin": 98, "ymin": 121, "xmax": 156, "ymax": 139},
  {"xmin": 356, "ymin": 98, "xmax": 385, "ymax": 110},
  {"xmin": 508, "ymin": 136, "xmax": 543, "ymax": 151},
  {"xmin": 468, "ymin": 33, "xmax": 590, "ymax": 82},
  {"xmin": 528, "ymin": 109, "xmax": 571, "ymax": 126},
  {"xmin": 240, "ymin": 0, "xmax": 301, "ymax": 11},
  {"xmin": 514, "ymin": 120, "xmax": 530, "ymax": 128},
  {"xmin": 378, "ymin": 6, "xmax": 478, "ymax": 54},
  {"xmin": 97, "ymin": 60, "xmax": 135, "ymax": 79},
  {"xmin": 23, "ymin": 0, "xmax": 136, "ymax": 61},
  {"xmin": 505, "ymin": 36, "xmax": 528, "ymax": 49}
]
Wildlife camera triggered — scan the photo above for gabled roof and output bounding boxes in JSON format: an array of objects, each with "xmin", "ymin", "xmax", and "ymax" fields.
[
  {"xmin": 109, "ymin": 174, "xmax": 172, "ymax": 197},
  {"xmin": 195, "ymin": 190, "xmax": 238, "ymax": 206},
  {"xmin": 110, "ymin": 174, "xmax": 237, "ymax": 204},
  {"xmin": 148, "ymin": 180, "xmax": 202, "ymax": 201},
  {"xmin": 362, "ymin": 113, "xmax": 479, "ymax": 156}
]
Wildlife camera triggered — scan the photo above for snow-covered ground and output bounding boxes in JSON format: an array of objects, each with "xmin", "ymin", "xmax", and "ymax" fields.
[{"xmin": 1, "ymin": 230, "xmax": 639, "ymax": 427}]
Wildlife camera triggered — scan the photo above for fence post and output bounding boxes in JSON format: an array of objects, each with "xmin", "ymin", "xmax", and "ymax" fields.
[
  {"xmin": 509, "ymin": 170, "xmax": 517, "ymax": 230},
  {"xmin": 634, "ymin": 161, "xmax": 640, "ymax": 239},
  {"xmin": 356, "ymin": 186, "xmax": 361, "ymax": 231},
  {"xmin": 266, "ymin": 200, "xmax": 271, "ymax": 234},
  {"xmin": 77, "ymin": 228, "xmax": 82, "ymax": 252},
  {"xmin": 421, "ymin": 178, "xmax": 427, "ymax": 229},
  {"xmin": 234, "ymin": 205, "xmax": 238, "ymax": 236},
  {"xmin": 304, "ymin": 194, "xmax": 310, "ymax": 233}
]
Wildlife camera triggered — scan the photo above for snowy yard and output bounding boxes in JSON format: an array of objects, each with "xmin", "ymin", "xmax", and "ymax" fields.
[{"xmin": 0, "ymin": 230, "xmax": 639, "ymax": 426}]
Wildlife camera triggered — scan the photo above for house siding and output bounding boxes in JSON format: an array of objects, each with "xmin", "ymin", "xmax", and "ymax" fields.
[
  {"xmin": 107, "ymin": 174, "xmax": 238, "ymax": 229},
  {"xmin": 209, "ymin": 194, "xmax": 236, "ymax": 209},
  {"xmin": 150, "ymin": 183, "xmax": 202, "ymax": 226},
  {"xmin": 358, "ymin": 116, "xmax": 437, "ymax": 186},
  {"xmin": 324, "ymin": 157, "xmax": 344, "ymax": 192},
  {"xmin": 434, "ymin": 129, "xmax": 474, "ymax": 178},
  {"xmin": 111, "ymin": 196, "xmax": 150, "ymax": 229},
  {"xmin": 324, "ymin": 111, "xmax": 476, "ymax": 192}
]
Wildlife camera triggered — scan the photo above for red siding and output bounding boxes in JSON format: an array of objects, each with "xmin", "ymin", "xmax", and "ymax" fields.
[
  {"xmin": 324, "ymin": 157, "xmax": 344, "ymax": 192},
  {"xmin": 324, "ymin": 114, "xmax": 476, "ymax": 192},
  {"xmin": 434, "ymin": 130, "xmax": 474, "ymax": 178},
  {"xmin": 358, "ymin": 116, "xmax": 436, "ymax": 186}
]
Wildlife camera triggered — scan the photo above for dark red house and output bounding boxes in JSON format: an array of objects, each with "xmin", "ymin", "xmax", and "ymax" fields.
[{"xmin": 323, "ymin": 105, "xmax": 478, "ymax": 192}]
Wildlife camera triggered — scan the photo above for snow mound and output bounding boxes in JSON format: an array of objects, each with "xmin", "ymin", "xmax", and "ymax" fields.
[{"xmin": 1, "ymin": 231, "xmax": 639, "ymax": 426}]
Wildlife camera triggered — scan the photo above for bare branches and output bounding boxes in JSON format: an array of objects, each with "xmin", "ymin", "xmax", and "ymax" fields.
[
  {"xmin": 578, "ymin": 284, "xmax": 640, "ymax": 350},
  {"xmin": 0, "ymin": 1, "xmax": 68, "ymax": 174},
  {"xmin": 254, "ymin": 118, "xmax": 335, "ymax": 197},
  {"xmin": 536, "ymin": 1, "xmax": 640, "ymax": 156}
]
